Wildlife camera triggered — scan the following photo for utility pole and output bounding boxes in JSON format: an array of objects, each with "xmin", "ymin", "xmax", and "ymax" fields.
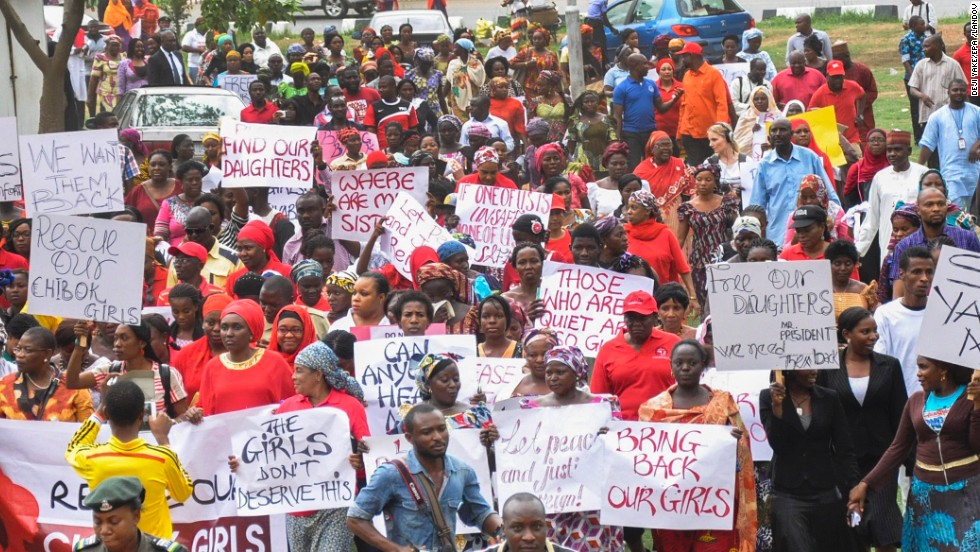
[{"xmin": 565, "ymin": 0, "xmax": 585, "ymax": 100}]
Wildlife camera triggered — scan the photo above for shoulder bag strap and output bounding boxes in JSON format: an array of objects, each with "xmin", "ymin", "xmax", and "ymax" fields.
[{"xmin": 413, "ymin": 466, "xmax": 457, "ymax": 551}]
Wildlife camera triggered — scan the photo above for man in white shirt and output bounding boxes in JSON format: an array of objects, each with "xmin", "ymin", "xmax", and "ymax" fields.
[
  {"xmin": 856, "ymin": 130, "xmax": 927, "ymax": 258},
  {"xmin": 730, "ymin": 58, "xmax": 772, "ymax": 118},
  {"xmin": 459, "ymin": 95, "xmax": 515, "ymax": 152},
  {"xmin": 180, "ymin": 17, "xmax": 209, "ymax": 82},
  {"xmin": 909, "ymin": 35, "xmax": 967, "ymax": 128},
  {"xmin": 251, "ymin": 26, "xmax": 282, "ymax": 69},
  {"xmin": 874, "ymin": 245, "xmax": 934, "ymax": 396},
  {"xmin": 785, "ymin": 14, "xmax": 833, "ymax": 65},
  {"xmin": 903, "ymin": 0, "xmax": 937, "ymax": 35}
]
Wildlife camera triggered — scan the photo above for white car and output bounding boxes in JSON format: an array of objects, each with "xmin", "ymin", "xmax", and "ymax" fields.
[{"xmin": 300, "ymin": 0, "xmax": 376, "ymax": 20}]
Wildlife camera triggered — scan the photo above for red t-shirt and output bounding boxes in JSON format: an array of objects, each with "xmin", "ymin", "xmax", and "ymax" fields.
[
  {"xmin": 364, "ymin": 99, "xmax": 419, "ymax": 149},
  {"xmin": 808, "ymin": 80, "xmax": 866, "ymax": 143},
  {"xmin": 772, "ymin": 67, "xmax": 827, "ymax": 108},
  {"xmin": 456, "ymin": 172, "xmax": 518, "ymax": 190},
  {"xmin": 625, "ymin": 221, "xmax": 691, "ymax": 284},
  {"xmin": 952, "ymin": 44, "xmax": 977, "ymax": 96},
  {"xmin": 199, "ymin": 349, "xmax": 294, "ymax": 416},
  {"xmin": 779, "ymin": 243, "xmax": 860, "ymax": 279},
  {"xmin": 546, "ymin": 230, "xmax": 572, "ymax": 261},
  {"xmin": 591, "ymin": 330, "xmax": 680, "ymax": 421},
  {"xmin": 240, "ymin": 102, "xmax": 278, "ymax": 124},
  {"xmin": 343, "ymin": 87, "xmax": 382, "ymax": 125},
  {"xmin": 0, "ymin": 249, "xmax": 28, "ymax": 309},
  {"xmin": 490, "ymin": 97, "xmax": 527, "ymax": 140}
]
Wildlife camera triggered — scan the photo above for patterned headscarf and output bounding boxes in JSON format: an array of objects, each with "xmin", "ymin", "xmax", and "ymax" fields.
[
  {"xmin": 526, "ymin": 117, "xmax": 550, "ymax": 137},
  {"xmin": 324, "ymin": 269, "xmax": 358, "ymax": 293},
  {"xmin": 295, "ymin": 341, "xmax": 364, "ymax": 400},
  {"xmin": 602, "ymin": 141, "xmax": 630, "ymax": 168},
  {"xmin": 415, "ymin": 352, "xmax": 463, "ymax": 399},
  {"xmin": 434, "ymin": 34, "xmax": 452, "ymax": 46},
  {"xmin": 593, "ymin": 215, "xmax": 620, "ymax": 238},
  {"xmin": 409, "ymin": 150, "xmax": 433, "ymax": 167},
  {"xmin": 797, "ymin": 174, "xmax": 830, "ymax": 210},
  {"xmin": 528, "ymin": 24, "xmax": 552, "ymax": 45},
  {"xmin": 339, "ymin": 127, "xmax": 360, "ymax": 144},
  {"xmin": 438, "ymin": 114, "xmax": 463, "ymax": 132},
  {"xmin": 290, "ymin": 259, "xmax": 323, "ymax": 284},
  {"xmin": 473, "ymin": 146, "xmax": 499, "ymax": 167},
  {"xmin": 692, "ymin": 163, "xmax": 721, "ymax": 183},
  {"xmin": 287, "ymin": 43, "xmax": 305, "ymax": 55},
  {"xmin": 490, "ymin": 76, "xmax": 509, "ymax": 88},
  {"xmin": 630, "ymin": 190, "xmax": 658, "ymax": 213},
  {"xmin": 414, "ymin": 47, "xmax": 435, "ymax": 64},
  {"xmin": 521, "ymin": 327, "xmax": 560, "ymax": 350},
  {"xmin": 493, "ymin": 29, "xmax": 511, "ymax": 45},
  {"xmin": 508, "ymin": 298, "xmax": 527, "ymax": 329},
  {"xmin": 437, "ymin": 240, "xmax": 467, "ymax": 263},
  {"xmin": 538, "ymin": 70, "xmax": 562, "ymax": 87},
  {"xmin": 545, "ymin": 345, "xmax": 589, "ymax": 384},
  {"xmin": 467, "ymin": 122, "xmax": 492, "ymax": 139},
  {"xmin": 890, "ymin": 203, "xmax": 921, "ymax": 227},
  {"xmin": 416, "ymin": 262, "xmax": 467, "ymax": 300}
]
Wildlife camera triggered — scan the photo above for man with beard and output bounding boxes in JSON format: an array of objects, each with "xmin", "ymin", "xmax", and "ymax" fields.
[{"xmin": 281, "ymin": 191, "xmax": 358, "ymax": 271}]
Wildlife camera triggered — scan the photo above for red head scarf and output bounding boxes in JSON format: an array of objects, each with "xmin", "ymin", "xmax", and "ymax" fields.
[
  {"xmin": 535, "ymin": 143, "xmax": 565, "ymax": 172},
  {"xmin": 238, "ymin": 220, "xmax": 281, "ymax": 263},
  {"xmin": 203, "ymin": 293, "xmax": 233, "ymax": 316},
  {"xmin": 409, "ymin": 247, "xmax": 440, "ymax": 289},
  {"xmin": 221, "ymin": 299, "xmax": 265, "ymax": 344},
  {"xmin": 655, "ymin": 58, "xmax": 674, "ymax": 72},
  {"xmin": 268, "ymin": 305, "xmax": 317, "ymax": 366},
  {"xmin": 790, "ymin": 119, "xmax": 834, "ymax": 182},
  {"xmin": 374, "ymin": 47, "xmax": 405, "ymax": 78},
  {"xmin": 644, "ymin": 130, "xmax": 671, "ymax": 158},
  {"xmin": 845, "ymin": 128, "xmax": 888, "ymax": 196}
]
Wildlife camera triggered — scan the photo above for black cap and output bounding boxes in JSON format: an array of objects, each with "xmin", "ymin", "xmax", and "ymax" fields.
[
  {"xmin": 513, "ymin": 214, "xmax": 547, "ymax": 241},
  {"xmin": 790, "ymin": 205, "xmax": 828, "ymax": 229},
  {"xmin": 83, "ymin": 477, "xmax": 146, "ymax": 512}
]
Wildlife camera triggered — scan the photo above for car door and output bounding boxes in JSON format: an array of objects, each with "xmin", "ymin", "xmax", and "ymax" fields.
[{"xmin": 603, "ymin": 0, "xmax": 666, "ymax": 58}]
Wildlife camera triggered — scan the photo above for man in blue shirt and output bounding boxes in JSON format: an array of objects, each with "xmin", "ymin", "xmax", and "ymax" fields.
[
  {"xmin": 919, "ymin": 79, "xmax": 980, "ymax": 208},
  {"xmin": 613, "ymin": 53, "xmax": 683, "ymax": 170},
  {"xmin": 348, "ymin": 403, "xmax": 502, "ymax": 550},
  {"xmin": 749, "ymin": 118, "xmax": 840, "ymax": 246},
  {"xmin": 584, "ymin": 0, "xmax": 619, "ymax": 64},
  {"xmin": 899, "ymin": 16, "xmax": 928, "ymax": 142}
]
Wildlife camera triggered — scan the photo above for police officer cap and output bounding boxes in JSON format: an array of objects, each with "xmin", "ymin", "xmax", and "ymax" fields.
[{"xmin": 83, "ymin": 476, "xmax": 146, "ymax": 512}]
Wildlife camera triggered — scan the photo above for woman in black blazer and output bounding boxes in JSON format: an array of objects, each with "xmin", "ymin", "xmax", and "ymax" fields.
[
  {"xmin": 761, "ymin": 369, "xmax": 861, "ymax": 552},
  {"xmin": 818, "ymin": 307, "xmax": 907, "ymax": 552}
]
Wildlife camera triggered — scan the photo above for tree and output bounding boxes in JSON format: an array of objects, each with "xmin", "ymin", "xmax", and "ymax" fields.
[
  {"xmin": 157, "ymin": 0, "xmax": 191, "ymax": 33},
  {"xmin": 200, "ymin": 0, "xmax": 302, "ymax": 37},
  {"xmin": 0, "ymin": 0, "xmax": 85, "ymax": 133}
]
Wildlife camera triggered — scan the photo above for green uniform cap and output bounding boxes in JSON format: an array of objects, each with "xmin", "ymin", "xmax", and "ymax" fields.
[{"xmin": 83, "ymin": 476, "xmax": 145, "ymax": 513}]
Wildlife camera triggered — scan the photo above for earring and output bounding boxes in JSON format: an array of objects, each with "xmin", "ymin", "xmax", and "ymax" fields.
[{"xmin": 941, "ymin": 375, "xmax": 947, "ymax": 382}]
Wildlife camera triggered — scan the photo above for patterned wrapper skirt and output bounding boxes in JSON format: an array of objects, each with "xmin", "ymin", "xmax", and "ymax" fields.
[
  {"xmin": 904, "ymin": 472, "xmax": 980, "ymax": 551},
  {"xmin": 285, "ymin": 507, "xmax": 353, "ymax": 551}
]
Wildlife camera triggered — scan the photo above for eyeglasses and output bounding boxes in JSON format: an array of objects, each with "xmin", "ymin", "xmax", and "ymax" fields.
[
  {"xmin": 10, "ymin": 232, "xmax": 30, "ymax": 240},
  {"xmin": 14, "ymin": 346, "xmax": 50, "ymax": 355},
  {"xmin": 277, "ymin": 327, "xmax": 304, "ymax": 336},
  {"xmin": 184, "ymin": 226, "xmax": 210, "ymax": 236}
]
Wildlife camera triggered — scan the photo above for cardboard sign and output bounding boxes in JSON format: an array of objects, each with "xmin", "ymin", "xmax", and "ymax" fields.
[
  {"xmin": 918, "ymin": 247, "xmax": 980, "ymax": 367},
  {"xmin": 363, "ymin": 429, "xmax": 493, "ymax": 534},
  {"xmin": 317, "ymin": 129, "xmax": 380, "ymax": 164},
  {"xmin": 348, "ymin": 323, "xmax": 447, "ymax": 341},
  {"xmin": 538, "ymin": 261, "xmax": 655, "ymax": 357},
  {"xmin": 220, "ymin": 118, "xmax": 316, "ymax": 188},
  {"xmin": 267, "ymin": 186, "xmax": 309, "ymax": 224},
  {"xmin": 381, "ymin": 192, "xmax": 476, "ymax": 280},
  {"xmin": 457, "ymin": 357, "xmax": 526, "ymax": 406},
  {"xmin": 0, "ymin": 117, "xmax": 23, "ymax": 202},
  {"xmin": 599, "ymin": 421, "xmax": 737, "ymax": 530},
  {"xmin": 354, "ymin": 334, "xmax": 477, "ymax": 435},
  {"xmin": 713, "ymin": 62, "xmax": 750, "ymax": 84},
  {"xmin": 219, "ymin": 74, "xmax": 259, "ymax": 105},
  {"xmin": 706, "ymin": 260, "xmax": 838, "ymax": 371},
  {"xmin": 332, "ymin": 167, "xmax": 429, "ymax": 241},
  {"xmin": 29, "ymin": 215, "xmax": 144, "ymax": 324},
  {"xmin": 494, "ymin": 402, "xmax": 612, "ymax": 514},
  {"xmin": 230, "ymin": 408, "xmax": 356, "ymax": 516},
  {"xmin": 788, "ymin": 106, "xmax": 846, "ymax": 167},
  {"xmin": 19, "ymin": 128, "xmax": 124, "ymax": 215},
  {"xmin": 454, "ymin": 184, "xmax": 553, "ymax": 268},
  {"xmin": 702, "ymin": 369, "xmax": 773, "ymax": 461}
]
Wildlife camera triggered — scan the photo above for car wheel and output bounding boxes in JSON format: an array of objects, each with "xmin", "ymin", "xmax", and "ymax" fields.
[
  {"xmin": 353, "ymin": 3, "xmax": 374, "ymax": 14},
  {"xmin": 322, "ymin": 0, "xmax": 348, "ymax": 19}
]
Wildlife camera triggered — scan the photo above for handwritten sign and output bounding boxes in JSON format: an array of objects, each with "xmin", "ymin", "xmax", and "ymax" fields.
[
  {"xmin": 381, "ymin": 192, "xmax": 476, "ymax": 280},
  {"xmin": 457, "ymin": 357, "xmax": 526, "ymax": 406},
  {"xmin": 230, "ymin": 407, "xmax": 356, "ymax": 516},
  {"xmin": 349, "ymin": 323, "xmax": 447, "ymax": 341},
  {"xmin": 355, "ymin": 334, "xmax": 477, "ymax": 435},
  {"xmin": 220, "ymin": 74, "xmax": 259, "ymax": 105},
  {"xmin": 494, "ymin": 402, "xmax": 612, "ymax": 514},
  {"xmin": 29, "ymin": 215, "xmax": 144, "ymax": 324},
  {"xmin": 599, "ymin": 421, "xmax": 737, "ymax": 530},
  {"xmin": 19, "ymin": 128, "xmax": 124, "ymax": 216},
  {"xmin": 268, "ymin": 186, "xmax": 309, "ymax": 224},
  {"xmin": 702, "ymin": 369, "xmax": 772, "ymax": 461},
  {"xmin": 706, "ymin": 260, "xmax": 838, "ymax": 371},
  {"xmin": 918, "ymin": 247, "xmax": 980, "ymax": 367},
  {"xmin": 364, "ymin": 429, "xmax": 493, "ymax": 534},
  {"xmin": 538, "ymin": 261, "xmax": 655, "ymax": 357},
  {"xmin": 220, "ymin": 117, "xmax": 316, "ymax": 188},
  {"xmin": 317, "ymin": 129, "xmax": 380, "ymax": 164},
  {"xmin": 713, "ymin": 62, "xmax": 750, "ymax": 84},
  {"xmin": 332, "ymin": 167, "xmax": 429, "ymax": 241},
  {"xmin": 455, "ymin": 184, "xmax": 553, "ymax": 268},
  {"xmin": 0, "ymin": 117, "xmax": 22, "ymax": 202}
]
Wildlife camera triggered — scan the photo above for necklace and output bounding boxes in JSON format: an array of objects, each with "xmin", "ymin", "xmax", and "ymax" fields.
[
  {"xmin": 25, "ymin": 368, "xmax": 54, "ymax": 390},
  {"xmin": 791, "ymin": 393, "xmax": 810, "ymax": 416}
]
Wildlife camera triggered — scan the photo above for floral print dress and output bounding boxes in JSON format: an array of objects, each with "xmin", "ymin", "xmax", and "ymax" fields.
[
  {"xmin": 677, "ymin": 194, "xmax": 739, "ymax": 310},
  {"xmin": 91, "ymin": 53, "xmax": 123, "ymax": 112},
  {"xmin": 517, "ymin": 47, "xmax": 559, "ymax": 99},
  {"xmin": 406, "ymin": 68, "xmax": 445, "ymax": 118}
]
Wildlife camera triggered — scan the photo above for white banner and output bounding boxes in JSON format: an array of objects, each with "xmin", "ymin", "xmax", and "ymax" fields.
[
  {"xmin": 457, "ymin": 357, "xmax": 526, "ymax": 406},
  {"xmin": 220, "ymin": 118, "xmax": 316, "ymax": 188},
  {"xmin": 918, "ymin": 247, "xmax": 980, "ymax": 367},
  {"xmin": 332, "ymin": 167, "xmax": 429, "ymax": 241},
  {"xmin": 0, "ymin": 117, "xmax": 23, "ymax": 202},
  {"xmin": 494, "ymin": 402, "xmax": 612, "ymax": 514},
  {"xmin": 714, "ymin": 62, "xmax": 750, "ymax": 84},
  {"xmin": 354, "ymin": 334, "xmax": 477, "ymax": 435},
  {"xmin": 702, "ymin": 369, "xmax": 773, "ymax": 461},
  {"xmin": 219, "ymin": 74, "xmax": 258, "ymax": 105},
  {"xmin": 363, "ymin": 428, "xmax": 493, "ymax": 534},
  {"xmin": 538, "ymin": 261, "xmax": 655, "ymax": 357},
  {"xmin": 381, "ymin": 192, "xmax": 475, "ymax": 280},
  {"xmin": 29, "ymin": 215, "xmax": 144, "ymax": 324},
  {"xmin": 454, "ymin": 184, "xmax": 553, "ymax": 268},
  {"xmin": 706, "ymin": 260, "xmax": 839, "ymax": 370},
  {"xmin": 19, "ymin": 128, "xmax": 124, "ymax": 216},
  {"xmin": 599, "ymin": 421, "xmax": 737, "ymax": 530}
]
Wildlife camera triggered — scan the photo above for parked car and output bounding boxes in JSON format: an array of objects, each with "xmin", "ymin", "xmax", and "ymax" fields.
[
  {"xmin": 44, "ymin": 7, "xmax": 110, "ymax": 41},
  {"xmin": 365, "ymin": 10, "xmax": 455, "ymax": 47},
  {"xmin": 301, "ymin": 0, "xmax": 375, "ymax": 20},
  {"xmin": 603, "ymin": 0, "xmax": 754, "ymax": 61},
  {"xmin": 114, "ymin": 87, "xmax": 245, "ymax": 158}
]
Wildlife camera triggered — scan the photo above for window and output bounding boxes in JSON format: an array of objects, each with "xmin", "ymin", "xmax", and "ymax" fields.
[
  {"xmin": 135, "ymin": 94, "xmax": 243, "ymax": 127},
  {"xmin": 675, "ymin": 0, "xmax": 743, "ymax": 17},
  {"xmin": 606, "ymin": 0, "xmax": 633, "ymax": 25},
  {"xmin": 635, "ymin": 0, "xmax": 665, "ymax": 21}
]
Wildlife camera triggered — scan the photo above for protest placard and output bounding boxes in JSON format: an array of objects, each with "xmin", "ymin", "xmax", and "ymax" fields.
[
  {"xmin": 918, "ymin": 246, "xmax": 980, "ymax": 367},
  {"xmin": 0, "ymin": 117, "xmax": 22, "ymax": 202},
  {"xmin": 457, "ymin": 357, "xmax": 526, "ymax": 406},
  {"xmin": 737, "ymin": 159, "xmax": 759, "ymax": 209},
  {"xmin": 317, "ymin": 129, "xmax": 380, "ymax": 164},
  {"xmin": 0, "ymin": 411, "xmax": 289, "ymax": 551},
  {"xmin": 494, "ymin": 402, "xmax": 612, "ymax": 514},
  {"xmin": 19, "ymin": 128, "xmax": 124, "ymax": 216},
  {"xmin": 538, "ymin": 261, "xmax": 655, "ymax": 357},
  {"xmin": 220, "ymin": 118, "xmax": 316, "ymax": 188},
  {"xmin": 332, "ymin": 167, "xmax": 429, "ymax": 241},
  {"xmin": 714, "ymin": 62, "xmax": 750, "ymax": 84},
  {"xmin": 454, "ymin": 184, "xmax": 553, "ymax": 268},
  {"xmin": 701, "ymin": 369, "xmax": 772, "ymax": 461},
  {"xmin": 599, "ymin": 421, "xmax": 737, "ymax": 530},
  {"xmin": 706, "ymin": 259, "xmax": 838, "ymax": 371},
  {"xmin": 220, "ymin": 74, "xmax": 258, "ymax": 105},
  {"xmin": 355, "ymin": 334, "xmax": 477, "ymax": 435},
  {"xmin": 201, "ymin": 164, "xmax": 222, "ymax": 192},
  {"xmin": 29, "ymin": 214, "xmax": 144, "ymax": 324},
  {"xmin": 348, "ymin": 323, "xmax": 447, "ymax": 341},
  {"xmin": 363, "ymin": 429, "xmax": 493, "ymax": 534},
  {"xmin": 381, "ymin": 192, "xmax": 476, "ymax": 279},
  {"xmin": 230, "ymin": 407, "xmax": 356, "ymax": 516}
]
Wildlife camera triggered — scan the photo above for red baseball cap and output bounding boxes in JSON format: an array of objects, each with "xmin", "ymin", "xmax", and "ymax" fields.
[
  {"xmin": 168, "ymin": 241, "xmax": 208, "ymax": 263},
  {"xmin": 826, "ymin": 59, "xmax": 845, "ymax": 76},
  {"xmin": 675, "ymin": 42, "xmax": 703, "ymax": 56},
  {"xmin": 623, "ymin": 290, "xmax": 658, "ymax": 315},
  {"xmin": 551, "ymin": 194, "xmax": 567, "ymax": 211}
]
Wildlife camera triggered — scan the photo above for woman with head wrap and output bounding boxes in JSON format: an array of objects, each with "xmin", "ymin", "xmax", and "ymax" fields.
[
  {"xmin": 784, "ymin": 173, "xmax": 850, "ymax": 247},
  {"xmin": 405, "ymin": 48, "xmax": 447, "ymax": 118},
  {"xmin": 488, "ymin": 75, "xmax": 528, "ymax": 147},
  {"xmin": 456, "ymin": 146, "xmax": 519, "ymax": 189},
  {"xmin": 323, "ymin": 269, "xmax": 358, "ymax": 324},
  {"xmin": 279, "ymin": 62, "xmax": 310, "ymax": 100},
  {"xmin": 844, "ymin": 128, "xmax": 889, "ymax": 205},
  {"xmin": 290, "ymin": 259, "xmax": 329, "ymax": 311},
  {"xmin": 736, "ymin": 28, "xmax": 777, "ymax": 81},
  {"xmin": 594, "ymin": 215, "xmax": 629, "ymax": 269},
  {"xmin": 511, "ymin": 24, "xmax": 560, "ymax": 99},
  {"xmin": 876, "ymin": 203, "xmax": 921, "ymax": 303},
  {"xmin": 201, "ymin": 131, "xmax": 222, "ymax": 169},
  {"xmin": 791, "ymin": 119, "xmax": 835, "ymax": 184},
  {"xmin": 653, "ymin": 58, "xmax": 684, "ymax": 144},
  {"xmin": 210, "ymin": 50, "xmax": 247, "ymax": 88},
  {"xmin": 536, "ymin": 144, "xmax": 589, "ymax": 213},
  {"xmin": 170, "ymin": 293, "xmax": 232, "ymax": 399},
  {"xmin": 588, "ymin": 142, "xmax": 647, "ymax": 218},
  {"xmin": 445, "ymin": 38, "xmax": 486, "ymax": 119},
  {"xmin": 268, "ymin": 305, "xmax": 318, "ymax": 368},
  {"xmin": 435, "ymin": 114, "xmax": 467, "ymax": 171},
  {"xmin": 625, "ymin": 189, "xmax": 697, "ymax": 302},
  {"xmin": 733, "ymin": 86, "xmax": 782, "ymax": 161},
  {"xmin": 196, "ymin": 300, "xmax": 294, "ymax": 416},
  {"xmin": 225, "ymin": 220, "xmax": 293, "ymax": 298},
  {"xmin": 201, "ymin": 34, "xmax": 236, "ymax": 85},
  {"xmin": 566, "ymin": 90, "xmax": 618, "ymax": 178},
  {"xmin": 526, "ymin": 69, "xmax": 569, "ymax": 144},
  {"xmin": 432, "ymin": 34, "xmax": 452, "ymax": 73},
  {"xmin": 487, "ymin": 30, "xmax": 517, "ymax": 65},
  {"xmin": 416, "ymin": 262, "xmax": 473, "ymax": 334},
  {"xmin": 88, "ymin": 35, "xmax": 123, "ymax": 114},
  {"xmin": 782, "ymin": 99, "xmax": 806, "ymax": 117},
  {"xmin": 632, "ymin": 130, "xmax": 695, "ymax": 239}
]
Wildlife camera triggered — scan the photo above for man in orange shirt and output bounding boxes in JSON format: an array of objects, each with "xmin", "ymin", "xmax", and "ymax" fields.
[
  {"xmin": 674, "ymin": 42, "xmax": 731, "ymax": 165},
  {"xmin": 808, "ymin": 59, "xmax": 866, "ymax": 145}
]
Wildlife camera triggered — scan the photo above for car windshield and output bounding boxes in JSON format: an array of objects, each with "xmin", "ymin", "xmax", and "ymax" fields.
[
  {"xmin": 675, "ymin": 0, "xmax": 743, "ymax": 16},
  {"xmin": 134, "ymin": 94, "xmax": 242, "ymax": 127},
  {"xmin": 373, "ymin": 16, "xmax": 445, "ymax": 33}
]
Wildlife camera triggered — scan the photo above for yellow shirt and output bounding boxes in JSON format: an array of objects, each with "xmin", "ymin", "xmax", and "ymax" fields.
[
  {"xmin": 166, "ymin": 239, "xmax": 242, "ymax": 289},
  {"xmin": 65, "ymin": 416, "xmax": 194, "ymax": 539}
]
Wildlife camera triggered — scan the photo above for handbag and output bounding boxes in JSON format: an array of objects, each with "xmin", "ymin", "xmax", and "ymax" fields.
[
  {"xmin": 527, "ymin": 3, "xmax": 560, "ymax": 26},
  {"xmin": 390, "ymin": 459, "xmax": 458, "ymax": 552}
]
